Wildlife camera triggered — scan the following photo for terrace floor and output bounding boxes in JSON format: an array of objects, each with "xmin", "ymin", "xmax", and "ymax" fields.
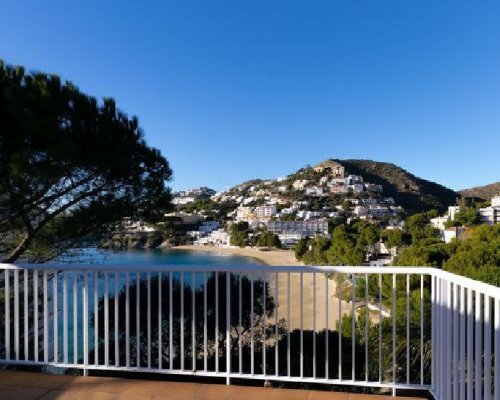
[{"xmin": 0, "ymin": 371, "xmax": 425, "ymax": 400}]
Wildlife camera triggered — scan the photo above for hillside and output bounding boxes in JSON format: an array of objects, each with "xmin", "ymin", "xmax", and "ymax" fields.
[
  {"xmin": 331, "ymin": 159, "xmax": 458, "ymax": 214},
  {"xmin": 459, "ymin": 182, "xmax": 500, "ymax": 201}
]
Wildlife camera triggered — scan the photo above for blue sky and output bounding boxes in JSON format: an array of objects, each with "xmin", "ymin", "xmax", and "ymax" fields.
[{"xmin": 1, "ymin": 1, "xmax": 499, "ymax": 192}]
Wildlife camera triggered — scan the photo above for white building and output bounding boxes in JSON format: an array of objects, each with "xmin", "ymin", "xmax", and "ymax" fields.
[
  {"xmin": 430, "ymin": 216, "xmax": 449, "ymax": 231},
  {"xmin": 478, "ymin": 195, "xmax": 500, "ymax": 225},
  {"xmin": 292, "ymin": 179, "xmax": 309, "ymax": 190},
  {"xmin": 443, "ymin": 226, "xmax": 467, "ymax": 243},
  {"xmin": 267, "ymin": 219, "xmax": 329, "ymax": 237},
  {"xmin": 306, "ymin": 186, "xmax": 324, "ymax": 196},
  {"xmin": 255, "ymin": 205, "xmax": 277, "ymax": 219}
]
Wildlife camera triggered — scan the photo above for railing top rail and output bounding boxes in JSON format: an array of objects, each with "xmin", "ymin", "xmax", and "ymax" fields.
[
  {"xmin": 1, "ymin": 262, "xmax": 499, "ymax": 298},
  {"xmin": 0, "ymin": 262, "xmax": 434, "ymax": 275}
]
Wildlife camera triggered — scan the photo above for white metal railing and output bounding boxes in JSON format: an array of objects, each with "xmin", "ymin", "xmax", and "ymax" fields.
[{"xmin": 0, "ymin": 264, "xmax": 498, "ymax": 399}]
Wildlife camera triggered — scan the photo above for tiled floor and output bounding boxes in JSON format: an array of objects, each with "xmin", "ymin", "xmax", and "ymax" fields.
[{"xmin": 0, "ymin": 371, "xmax": 425, "ymax": 400}]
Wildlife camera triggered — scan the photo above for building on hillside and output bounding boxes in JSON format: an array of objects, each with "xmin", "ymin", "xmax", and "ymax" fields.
[
  {"xmin": 199, "ymin": 221, "xmax": 220, "ymax": 234},
  {"xmin": 255, "ymin": 205, "xmax": 277, "ymax": 219},
  {"xmin": 120, "ymin": 218, "xmax": 157, "ymax": 233},
  {"xmin": 365, "ymin": 183, "xmax": 383, "ymax": 193},
  {"xmin": 306, "ymin": 187, "xmax": 324, "ymax": 196},
  {"xmin": 329, "ymin": 184, "xmax": 347, "ymax": 194},
  {"xmin": 235, "ymin": 206, "xmax": 255, "ymax": 222},
  {"xmin": 443, "ymin": 226, "xmax": 467, "ymax": 243},
  {"xmin": 194, "ymin": 229, "xmax": 230, "ymax": 247},
  {"xmin": 430, "ymin": 216, "xmax": 449, "ymax": 231},
  {"xmin": 292, "ymin": 179, "xmax": 308, "ymax": 190},
  {"xmin": 348, "ymin": 183, "xmax": 364, "ymax": 193},
  {"xmin": 163, "ymin": 212, "xmax": 205, "ymax": 225},
  {"xmin": 478, "ymin": 195, "xmax": 500, "ymax": 225},
  {"xmin": 267, "ymin": 219, "xmax": 329, "ymax": 237}
]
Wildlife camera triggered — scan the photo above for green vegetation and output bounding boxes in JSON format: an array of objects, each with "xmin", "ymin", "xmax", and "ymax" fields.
[
  {"xmin": 0, "ymin": 60, "xmax": 173, "ymax": 263},
  {"xmin": 256, "ymin": 230, "xmax": 281, "ymax": 248},
  {"xmin": 229, "ymin": 222, "xmax": 250, "ymax": 247}
]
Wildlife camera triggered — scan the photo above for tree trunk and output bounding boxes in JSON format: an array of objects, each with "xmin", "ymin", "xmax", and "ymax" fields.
[{"xmin": 2, "ymin": 232, "xmax": 33, "ymax": 263}]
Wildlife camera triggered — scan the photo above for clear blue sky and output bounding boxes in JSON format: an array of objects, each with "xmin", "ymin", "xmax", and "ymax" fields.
[{"xmin": 1, "ymin": 1, "xmax": 499, "ymax": 192}]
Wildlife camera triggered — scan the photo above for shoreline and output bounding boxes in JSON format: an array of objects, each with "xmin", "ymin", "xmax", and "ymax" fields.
[{"xmin": 172, "ymin": 245, "xmax": 303, "ymax": 266}]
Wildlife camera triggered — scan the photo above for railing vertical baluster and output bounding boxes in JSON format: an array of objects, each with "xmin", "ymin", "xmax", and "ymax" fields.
[
  {"xmin": 287, "ymin": 272, "xmax": 290, "ymax": 378},
  {"xmin": 169, "ymin": 272, "xmax": 173, "ymax": 371},
  {"xmin": 275, "ymin": 272, "xmax": 279, "ymax": 377},
  {"xmin": 494, "ymin": 298, "xmax": 500, "ymax": 400},
  {"xmin": 351, "ymin": 273, "xmax": 355, "ymax": 382},
  {"xmin": 312, "ymin": 272, "xmax": 316, "ymax": 379},
  {"xmin": 5, "ymin": 270, "xmax": 10, "ymax": 361},
  {"xmin": 392, "ymin": 273, "xmax": 396, "ymax": 395},
  {"xmin": 484, "ymin": 295, "xmax": 491, "ymax": 400},
  {"xmin": 104, "ymin": 272, "xmax": 109, "ymax": 367},
  {"xmin": 192, "ymin": 272, "xmax": 196, "ymax": 371},
  {"xmin": 250, "ymin": 273, "xmax": 254, "ymax": 375},
  {"xmin": 136, "ymin": 272, "xmax": 140, "ymax": 367},
  {"xmin": 238, "ymin": 274, "xmax": 242, "ymax": 374},
  {"xmin": 365, "ymin": 274, "xmax": 369, "ymax": 382},
  {"xmin": 24, "ymin": 269, "xmax": 28, "ymax": 361},
  {"xmin": 53, "ymin": 271, "xmax": 58, "ymax": 364},
  {"xmin": 445, "ymin": 280, "xmax": 453, "ymax": 398},
  {"xmin": 453, "ymin": 283, "xmax": 459, "ymax": 400},
  {"xmin": 203, "ymin": 272, "xmax": 207, "ymax": 372},
  {"xmin": 43, "ymin": 270, "xmax": 48, "ymax": 364},
  {"xmin": 459, "ymin": 285, "xmax": 465, "ymax": 400},
  {"xmin": 180, "ymin": 271, "xmax": 184, "ymax": 371},
  {"xmin": 379, "ymin": 274, "xmax": 382, "ymax": 383},
  {"xmin": 467, "ymin": 287, "xmax": 473, "ymax": 400},
  {"xmin": 420, "ymin": 274, "xmax": 424, "ymax": 385},
  {"xmin": 72, "ymin": 272, "xmax": 77, "ymax": 364},
  {"xmin": 63, "ymin": 271, "xmax": 68, "ymax": 364},
  {"xmin": 263, "ymin": 278, "xmax": 267, "ymax": 376},
  {"xmin": 475, "ymin": 291, "xmax": 482, "ymax": 400},
  {"xmin": 431, "ymin": 276, "xmax": 435, "ymax": 392},
  {"xmin": 406, "ymin": 274, "xmax": 410, "ymax": 384},
  {"xmin": 14, "ymin": 270, "xmax": 19, "ymax": 361},
  {"xmin": 338, "ymin": 272, "xmax": 342, "ymax": 380},
  {"xmin": 125, "ymin": 272, "xmax": 130, "ymax": 368},
  {"xmin": 226, "ymin": 271, "xmax": 231, "ymax": 384},
  {"xmin": 115, "ymin": 272, "xmax": 119, "ymax": 367},
  {"xmin": 325, "ymin": 273, "xmax": 329, "ymax": 380},
  {"xmin": 34, "ymin": 270, "xmax": 38, "ymax": 363},
  {"xmin": 83, "ymin": 271, "xmax": 89, "ymax": 375},
  {"xmin": 94, "ymin": 271, "xmax": 99, "ymax": 366},
  {"xmin": 158, "ymin": 272, "xmax": 162, "ymax": 370},
  {"xmin": 300, "ymin": 271, "xmax": 304, "ymax": 379},
  {"xmin": 147, "ymin": 272, "xmax": 151, "ymax": 369},
  {"xmin": 216, "ymin": 271, "xmax": 219, "ymax": 373}
]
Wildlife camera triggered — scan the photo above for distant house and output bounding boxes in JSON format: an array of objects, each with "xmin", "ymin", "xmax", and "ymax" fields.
[
  {"xmin": 478, "ymin": 195, "xmax": 500, "ymax": 225},
  {"xmin": 292, "ymin": 179, "xmax": 308, "ymax": 190},
  {"xmin": 443, "ymin": 226, "xmax": 467, "ymax": 243},
  {"xmin": 255, "ymin": 205, "xmax": 277, "ymax": 219}
]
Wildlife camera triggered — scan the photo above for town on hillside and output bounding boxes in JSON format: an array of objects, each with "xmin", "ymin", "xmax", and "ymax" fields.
[{"xmin": 114, "ymin": 160, "xmax": 500, "ymax": 266}]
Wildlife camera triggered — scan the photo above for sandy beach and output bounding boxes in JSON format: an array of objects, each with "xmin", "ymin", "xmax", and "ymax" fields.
[
  {"xmin": 173, "ymin": 245, "xmax": 302, "ymax": 266},
  {"xmin": 174, "ymin": 245, "xmax": 353, "ymax": 330}
]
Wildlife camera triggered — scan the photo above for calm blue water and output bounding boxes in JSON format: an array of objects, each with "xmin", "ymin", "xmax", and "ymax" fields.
[{"xmin": 55, "ymin": 247, "xmax": 261, "ymax": 267}]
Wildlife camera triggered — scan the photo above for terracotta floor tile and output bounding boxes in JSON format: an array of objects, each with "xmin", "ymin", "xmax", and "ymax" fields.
[
  {"xmin": 90, "ymin": 379, "xmax": 137, "ymax": 393},
  {"xmin": 149, "ymin": 382, "xmax": 203, "ymax": 400},
  {"xmin": 231, "ymin": 386, "xmax": 273, "ymax": 400},
  {"xmin": 124, "ymin": 380, "xmax": 174, "ymax": 396},
  {"xmin": 309, "ymin": 390, "xmax": 349, "ymax": 400},
  {"xmin": 196, "ymin": 383, "xmax": 237, "ymax": 400},
  {"xmin": 38, "ymin": 389, "xmax": 89, "ymax": 400},
  {"xmin": 270, "ymin": 388, "xmax": 312, "ymax": 400}
]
